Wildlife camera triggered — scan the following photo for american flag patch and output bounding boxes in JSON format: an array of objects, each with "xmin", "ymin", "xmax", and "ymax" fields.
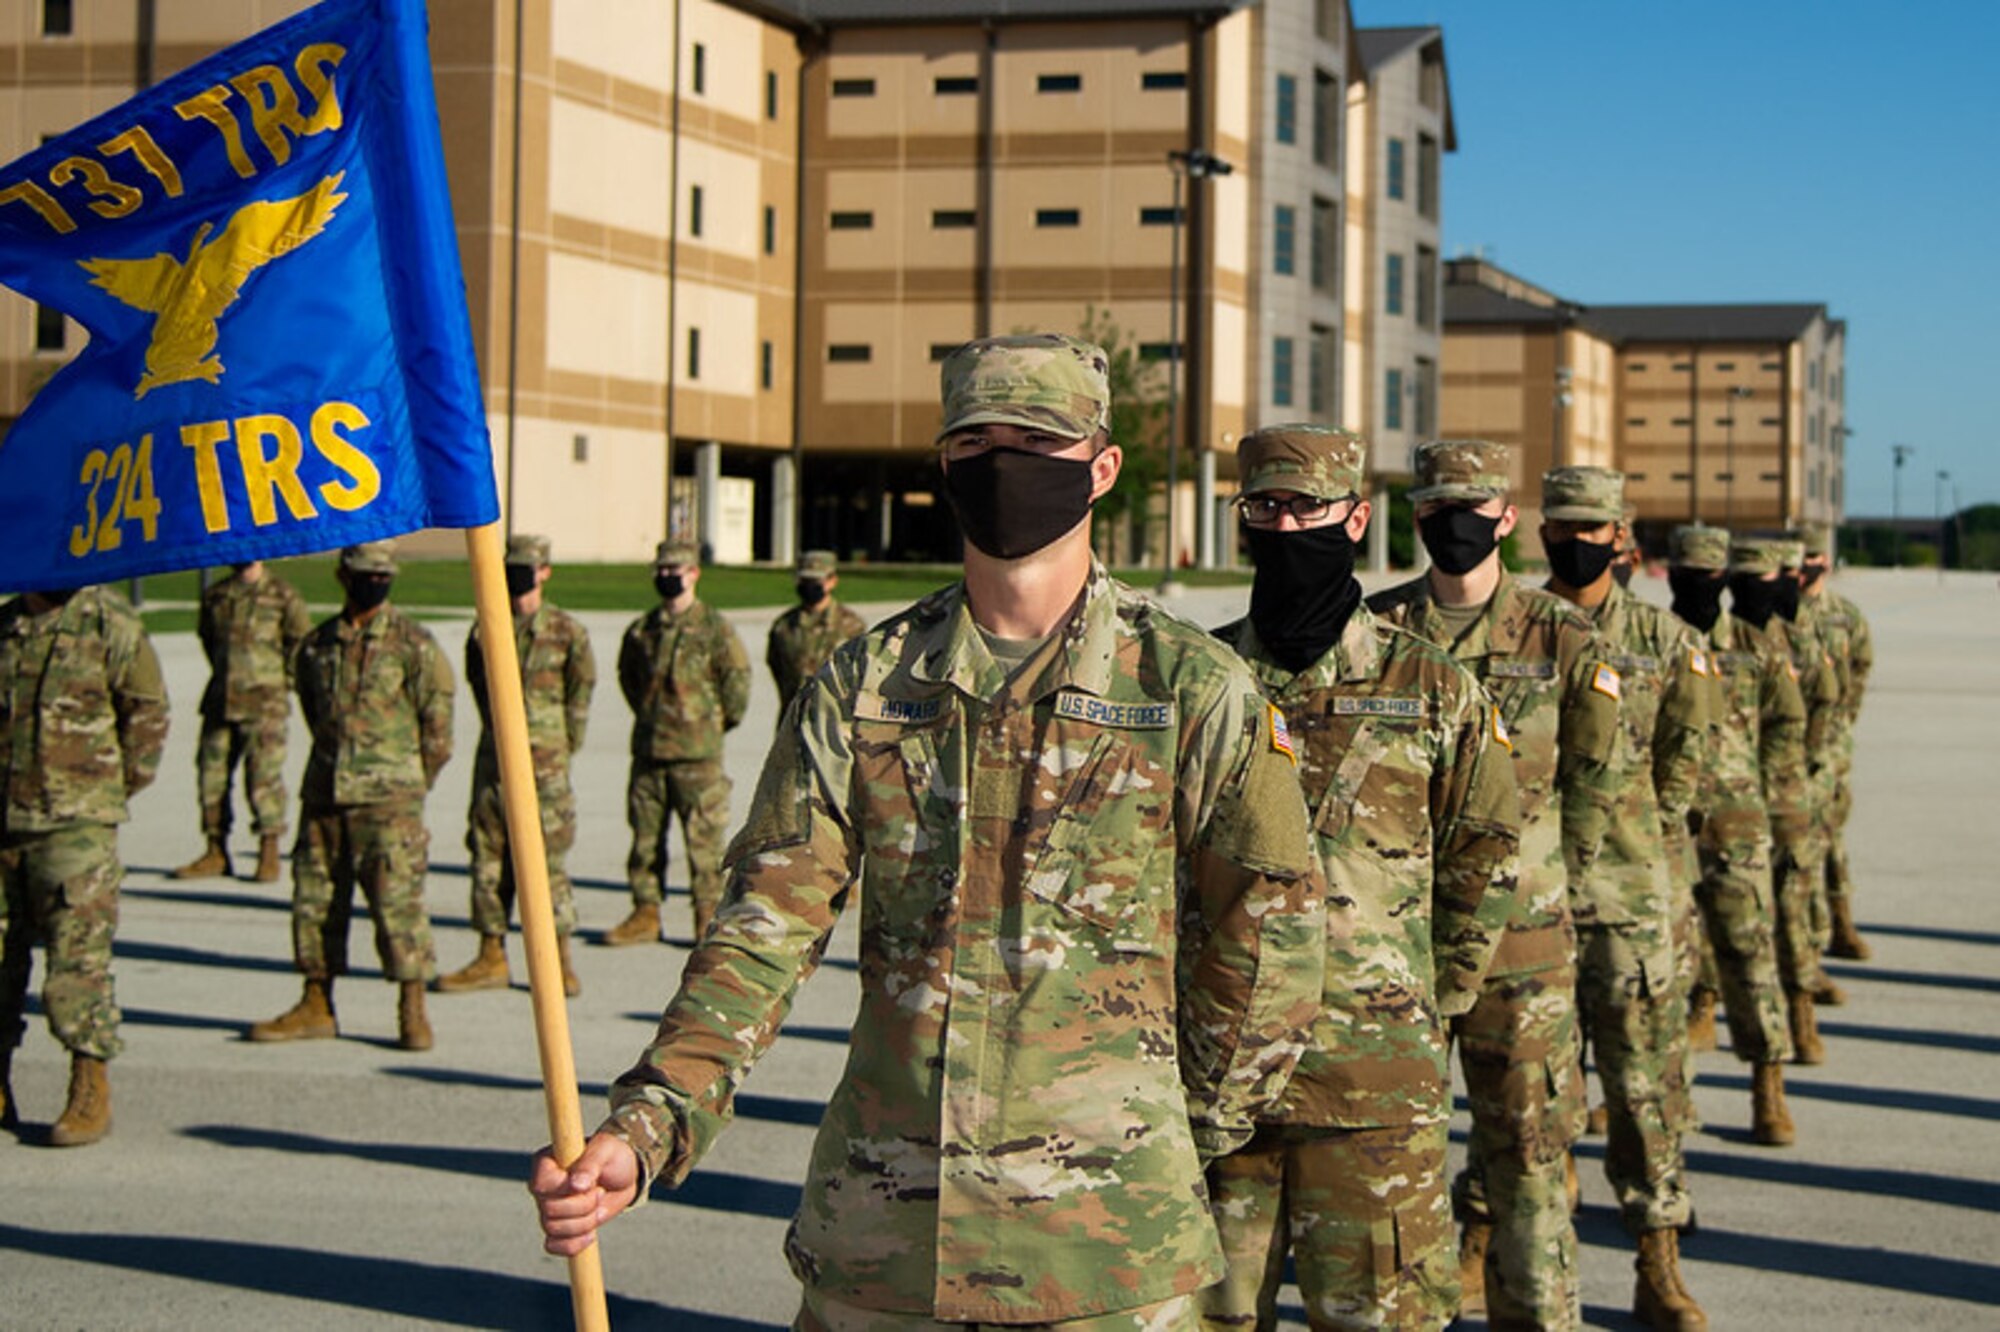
[
  {"xmin": 1592, "ymin": 663, "xmax": 1623, "ymax": 700},
  {"xmin": 1493, "ymin": 706, "xmax": 1513, "ymax": 751},
  {"xmin": 1690, "ymin": 648, "xmax": 1712, "ymax": 678},
  {"xmin": 1269, "ymin": 703, "xmax": 1295, "ymax": 763}
]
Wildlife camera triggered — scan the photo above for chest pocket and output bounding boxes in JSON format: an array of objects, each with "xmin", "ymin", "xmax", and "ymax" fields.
[
  {"xmin": 851, "ymin": 717, "xmax": 957, "ymax": 944},
  {"xmin": 1312, "ymin": 716, "xmax": 1433, "ymax": 861},
  {"xmin": 1024, "ymin": 727, "xmax": 1169, "ymax": 955}
]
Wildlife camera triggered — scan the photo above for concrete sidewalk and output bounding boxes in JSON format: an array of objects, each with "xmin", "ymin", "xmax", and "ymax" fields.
[{"xmin": 2, "ymin": 569, "xmax": 1997, "ymax": 1328}]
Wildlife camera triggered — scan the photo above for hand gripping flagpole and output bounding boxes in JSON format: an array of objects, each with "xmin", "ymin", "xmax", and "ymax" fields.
[{"xmin": 465, "ymin": 521, "xmax": 610, "ymax": 1332}]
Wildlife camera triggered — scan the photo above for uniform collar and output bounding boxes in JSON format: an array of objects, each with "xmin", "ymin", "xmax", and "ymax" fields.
[
  {"xmin": 910, "ymin": 560, "xmax": 1113, "ymax": 702},
  {"xmin": 1235, "ymin": 598, "xmax": 1383, "ymax": 690}
]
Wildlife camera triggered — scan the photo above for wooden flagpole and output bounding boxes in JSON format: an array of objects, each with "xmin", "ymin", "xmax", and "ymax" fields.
[{"xmin": 464, "ymin": 521, "xmax": 610, "ymax": 1332}]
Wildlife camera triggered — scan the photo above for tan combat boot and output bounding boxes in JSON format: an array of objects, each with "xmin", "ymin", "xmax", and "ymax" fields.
[
  {"xmin": 1813, "ymin": 977, "xmax": 1847, "ymax": 1007},
  {"xmin": 253, "ymin": 835, "xmax": 283, "ymax": 884},
  {"xmin": 398, "ymin": 981, "xmax": 434, "ymax": 1051},
  {"xmin": 692, "ymin": 902, "xmax": 716, "ymax": 941},
  {"xmin": 603, "ymin": 903, "xmax": 661, "ymax": 947},
  {"xmin": 49, "ymin": 1054, "xmax": 112, "ymax": 1147},
  {"xmin": 1455, "ymin": 1219, "xmax": 1492, "ymax": 1316},
  {"xmin": 249, "ymin": 979, "xmax": 338, "ymax": 1042},
  {"xmin": 1565, "ymin": 1150, "xmax": 1582, "ymax": 1214},
  {"xmin": 558, "ymin": 936, "xmax": 582, "ymax": 998},
  {"xmin": 1633, "ymin": 1228, "xmax": 1707, "ymax": 1329},
  {"xmin": 1827, "ymin": 896, "xmax": 1872, "ymax": 960},
  {"xmin": 1751, "ymin": 1062, "xmax": 1795, "ymax": 1146},
  {"xmin": 1586, "ymin": 1102, "xmax": 1610, "ymax": 1135},
  {"xmin": 435, "ymin": 936, "xmax": 511, "ymax": 993},
  {"xmin": 1686, "ymin": 989, "xmax": 1719, "ymax": 1051},
  {"xmin": 171, "ymin": 836, "xmax": 231, "ymax": 880},
  {"xmin": 1787, "ymin": 991, "xmax": 1825, "ymax": 1065}
]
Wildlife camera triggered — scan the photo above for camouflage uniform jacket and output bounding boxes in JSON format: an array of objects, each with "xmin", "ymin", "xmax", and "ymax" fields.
[
  {"xmin": 466, "ymin": 603, "xmax": 595, "ymax": 790},
  {"xmin": 1369, "ymin": 572, "xmax": 1620, "ymax": 976},
  {"xmin": 196, "ymin": 569, "xmax": 310, "ymax": 721},
  {"xmin": 768, "ymin": 597, "xmax": 868, "ymax": 711},
  {"xmin": 1217, "ymin": 603, "xmax": 1522, "ymax": 1127},
  {"xmin": 0, "ymin": 588, "xmax": 168, "ymax": 831},
  {"xmin": 1691, "ymin": 610, "xmax": 1806, "ymax": 827},
  {"xmin": 1771, "ymin": 614, "xmax": 1841, "ymax": 762},
  {"xmin": 619, "ymin": 599, "xmax": 750, "ymax": 761},
  {"xmin": 1803, "ymin": 590, "xmax": 1872, "ymax": 729},
  {"xmin": 1565, "ymin": 582, "xmax": 1711, "ymax": 926},
  {"xmin": 295, "ymin": 605, "xmax": 453, "ymax": 808},
  {"xmin": 605, "ymin": 564, "xmax": 1324, "ymax": 1321}
]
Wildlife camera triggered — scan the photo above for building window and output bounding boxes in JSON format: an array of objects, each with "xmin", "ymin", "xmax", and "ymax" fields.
[
  {"xmin": 1140, "ymin": 342, "xmax": 1182, "ymax": 362},
  {"xmin": 935, "ymin": 75, "xmax": 978, "ymax": 95},
  {"xmin": 1308, "ymin": 332, "xmax": 1326, "ymax": 416},
  {"xmin": 1275, "ymin": 73, "xmax": 1298, "ymax": 145},
  {"xmin": 761, "ymin": 340, "xmax": 774, "ymax": 390},
  {"xmin": 1417, "ymin": 132, "xmax": 1439, "ymax": 221},
  {"xmin": 831, "ymin": 77, "xmax": 875, "ymax": 97},
  {"xmin": 1273, "ymin": 337, "xmax": 1295, "ymax": 407},
  {"xmin": 1386, "ymin": 138, "xmax": 1405, "ymax": 200},
  {"xmin": 1414, "ymin": 357, "xmax": 1436, "ymax": 436},
  {"xmin": 686, "ymin": 328, "xmax": 701, "ymax": 379},
  {"xmin": 1273, "ymin": 205, "xmax": 1296, "ymax": 276},
  {"xmin": 932, "ymin": 209, "xmax": 976, "ymax": 228},
  {"xmin": 34, "ymin": 303, "xmax": 65, "ymax": 351},
  {"xmin": 828, "ymin": 344, "xmax": 872, "ymax": 363},
  {"xmin": 1628, "ymin": 361, "xmax": 1649, "ymax": 372},
  {"xmin": 1716, "ymin": 361, "xmax": 1736, "ymax": 371},
  {"xmin": 929, "ymin": 343, "xmax": 961, "ymax": 362},
  {"xmin": 766, "ymin": 71, "xmax": 779, "ymax": 119},
  {"xmin": 1384, "ymin": 368, "xmax": 1403, "ymax": 431},
  {"xmin": 1672, "ymin": 361, "xmax": 1693, "ymax": 371},
  {"xmin": 1141, "ymin": 71, "xmax": 1187, "ymax": 90},
  {"xmin": 1139, "ymin": 206, "xmax": 1182, "ymax": 226},
  {"xmin": 1313, "ymin": 70, "xmax": 1338, "ymax": 169},
  {"xmin": 692, "ymin": 43, "xmax": 706, "ymax": 95},
  {"xmin": 1809, "ymin": 361, "xmax": 1821, "ymax": 389},
  {"xmin": 1036, "ymin": 208, "xmax": 1080, "ymax": 227},
  {"xmin": 42, "ymin": 0, "xmax": 72, "ymax": 37},
  {"xmin": 1760, "ymin": 360, "xmax": 1782, "ymax": 371},
  {"xmin": 689, "ymin": 185, "xmax": 703, "ymax": 238},
  {"xmin": 763, "ymin": 205, "xmax": 776, "ymax": 254},
  {"xmin": 1671, "ymin": 416, "xmax": 1692, "ymax": 426},
  {"xmin": 1311, "ymin": 197, "xmax": 1335, "ymax": 292},
  {"xmin": 829, "ymin": 210, "xmax": 873, "ymax": 230},
  {"xmin": 572, "ymin": 433, "xmax": 589, "ymax": 462},
  {"xmin": 1627, "ymin": 417, "xmax": 1647, "ymax": 427},
  {"xmin": 1038, "ymin": 73, "xmax": 1082, "ymax": 93},
  {"xmin": 1385, "ymin": 252, "xmax": 1404, "ymax": 316},
  {"xmin": 1415, "ymin": 243, "xmax": 1437, "ymax": 329}
]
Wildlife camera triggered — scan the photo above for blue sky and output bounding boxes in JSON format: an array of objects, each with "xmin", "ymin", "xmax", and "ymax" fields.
[{"xmin": 1360, "ymin": 1, "xmax": 1997, "ymax": 516}]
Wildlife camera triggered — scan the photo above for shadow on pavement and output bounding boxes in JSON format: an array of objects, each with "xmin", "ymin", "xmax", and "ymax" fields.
[
  {"xmin": 181, "ymin": 1124, "xmax": 807, "ymax": 1220},
  {"xmin": 1822, "ymin": 963, "xmax": 2000, "ymax": 995},
  {"xmin": 1699, "ymin": 1071, "xmax": 2000, "ymax": 1123},
  {"xmin": 122, "ymin": 884, "xmax": 293, "ymax": 912},
  {"xmin": 117, "ymin": 1005, "xmax": 251, "ymax": 1034},
  {"xmin": 1815, "ymin": 1020, "xmax": 2000, "ymax": 1056},
  {"xmin": 1679, "ymin": 1226, "xmax": 2000, "ymax": 1306},
  {"xmin": 378, "ymin": 1067, "xmax": 829, "ymax": 1129},
  {"xmin": 113, "ymin": 939, "xmax": 376, "ymax": 978},
  {"xmin": 1681, "ymin": 1146, "xmax": 2000, "ymax": 1215},
  {"xmin": 1858, "ymin": 921, "xmax": 2000, "ymax": 948},
  {"xmin": 0, "ymin": 1222, "xmax": 735, "ymax": 1329}
]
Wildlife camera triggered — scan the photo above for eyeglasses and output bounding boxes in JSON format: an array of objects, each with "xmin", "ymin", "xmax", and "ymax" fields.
[{"xmin": 1234, "ymin": 493, "xmax": 1355, "ymax": 528}]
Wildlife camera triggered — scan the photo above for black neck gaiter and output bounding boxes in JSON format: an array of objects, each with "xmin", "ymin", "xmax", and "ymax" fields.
[
  {"xmin": 1670, "ymin": 568, "xmax": 1725, "ymax": 633},
  {"xmin": 944, "ymin": 447, "xmax": 1095, "ymax": 560},
  {"xmin": 1729, "ymin": 574, "xmax": 1783, "ymax": 629},
  {"xmin": 1418, "ymin": 507, "xmax": 1502, "ymax": 575},
  {"xmin": 1546, "ymin": 537, "xmax": 1617, "ymax": 590},
  {"xmin": 1245, "ymin": 525, "xmax": 1362, "ymax": 672}
]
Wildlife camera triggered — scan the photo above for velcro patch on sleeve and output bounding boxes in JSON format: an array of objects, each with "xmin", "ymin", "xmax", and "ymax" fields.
[
  {"xmin": 1332, "ymin": 695, "xmax": 1428, "ymax": 720},
  {"xmin": 1053, "ymin": 691, "xmax": 1173, "ymax": 729},
  {"xmin": 1689, "ymin": 648, "xmax": 1712, "ymax": 678},
  {"xmin": 1592, "ymin": 662, "xmax": 1623, "ymax": 700},
  {"xmin": 1492, "ymin": 705, "xmax": 1513, "ymax": 751},
  {"xmin": 1269, "ymin": 702, "xmax": 1296, "ymax": 764}
]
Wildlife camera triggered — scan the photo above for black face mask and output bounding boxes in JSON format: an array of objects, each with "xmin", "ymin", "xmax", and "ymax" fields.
[
  {"xmin": 1776, "ymin": 576, "xmax": 1802, "ymax": 622},
  {"xmin": 345, "ymin": 576, "xmax": 392, "ymax": 613},
  {"xmin": 655, "ymin": 574, "xmax": 686, "ymax": 602},
  {"xmin": 1728, "ymin": 574, "xmax": 1783, "ymax": 628},
  {"xmin": 1801, "ymin": 563, "xmax": 1827, "ymax": 589},
  {"xmin": 1612, "ymin": 560, "xmax": 1635, "ymax": 589},
  {"xmin": 1670, "ymin": 568, "xmax": 1726, "ymax": 632},
  {"xmin": 1546, "ymin": 537, "xmax": 1618, "ymax": 589},
  {"xmin": 1418, "ymin": 507, "xmax": 1503, "ymax": 575},
  {"xmin": 797, "ymin": 579, "xmax": 827, "ymax": 607},
  {"xmin": 943, "ymin": 447, "xmax": 1095, "ymax": 560},
  {"xmin": 1245, "ymin": 524, "xmax": 1363, "ymax": 672},
  {"xmin": 504, "ymin": 565, "xmax": 538, "ymax": 598}
]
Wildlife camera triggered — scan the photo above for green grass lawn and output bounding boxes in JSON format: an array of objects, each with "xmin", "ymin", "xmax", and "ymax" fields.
[{"xmin": 129, "ymin": 557, "xmax": 1249, "ymax": 628}]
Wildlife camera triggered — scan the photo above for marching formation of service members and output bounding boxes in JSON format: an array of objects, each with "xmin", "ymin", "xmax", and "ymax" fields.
[{"xmin": 0, "ymin": 332, "xmax": 1883, "ymax": 1332}]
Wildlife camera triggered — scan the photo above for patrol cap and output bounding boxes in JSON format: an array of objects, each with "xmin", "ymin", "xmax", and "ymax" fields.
[
  {"xmin": 654, "ymin": 540, "xmax": 698, "ymax": 571},
  {"xmin": 1671, "ymin": 524, "xmax": 1730, "ymax": 571},
  {"xmin": 1729, "ymin": 536, "xmax": 1787, "ymax": 575},
  {"xmin": 936, "ymin": 334, "xmax": 1111, "ymax": 443},
  {"xmin": 505, "ymin": 533, "xmax": 551, "ymax": 568},
  {"xmin": 796, "ymin": 549, "xmax": 837, "ymax": 579},
  {"xmin": 1797, "ymin": 523, "xmax": 1834, "ymax": 558},
  {"xmin": 1410, "ymin": 440, "xmax": 1513, "ymax": 505},
  {"xmin": 340, "ymin": 541, "xmax": 397, "ymax": 575},
  {"xmin": 1774, "ymin": 538, "xmax": 1806, "ymax": 569},
  {"xmin": 1541, "ymin": 466, "xmax": 1625, "ymax": 523},
  {"xmin": 1237, "ymin": 424, "xmax": 1367, "ymax": 501}
]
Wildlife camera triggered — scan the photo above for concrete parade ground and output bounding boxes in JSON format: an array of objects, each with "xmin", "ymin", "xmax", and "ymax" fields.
[{"xmin": 2, "ymin": 567, "xmax": 1997, "ymax": 1329}]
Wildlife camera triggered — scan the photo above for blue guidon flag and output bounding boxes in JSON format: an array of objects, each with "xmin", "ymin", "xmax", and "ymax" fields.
[{"xmin": 0, "ymin": 0, "xmax": 496, "ymax": 593}]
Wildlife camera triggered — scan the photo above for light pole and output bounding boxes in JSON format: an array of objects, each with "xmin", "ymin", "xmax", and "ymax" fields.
[
  {"xmin": 1552, "ymin": 365, "xmax": 1573, "ymax": 469},
  {"xmin": 1160, "ymin": 147, "xmax": 1232, "ymax": 593},
  {"xmin": 1891, "ymin": 443, "xmax": 1914, "ymax": 567},
  {"xmin": 1723, "ymin": 385, "xmax": 1753, "ymax": 529},
  {"xmin": 1936, "ymin": 469, "xmax": 1951, "ymax": 581}
]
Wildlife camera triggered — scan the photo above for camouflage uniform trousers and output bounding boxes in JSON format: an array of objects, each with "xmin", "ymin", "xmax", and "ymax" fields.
[
  {"xmin": 1202, "ymin": 1120, "xmax": 1455, "ymax": 1331},
  {"xmin": 0, "ymin": 824, "xmax": 123, "ymax": 1060},
  {"xmin": 1574, "ymin": 920, "xmax": 1694, "ymax": 1234},
  {"xmin": 1694, "ymin": 813, "xmax": 1792, "ymax": 1065},
  {"xmin": 466, "ymin": 773, "xmax": 577, "ymax": 938},
  {"xmin": 1666, "ymin": 826, "xmax": 1705, "ymax": 1137},
  {"xmin": 291, "ymin": 801, "xmax": 436, "ymax": 982},
  {"xmin": 1825, "ymin": 733, "xmax": 1860, "ymax": 907},
  {"xmin": 625, "ymin": 756, "xmax": 730, "ymax": 926},
  {"xmin": 1771, "ymin": 841, "xmax": 1826, "ymax": 997},
  {"xmin": 193, "ymin": 703, "xmax": 290, "ymax": 837},
  {"xmin": 800, "ymin": 1286, "xmax": 1196, "ymax": 1332},
  {"xmin": 1450, "ymin": 963, "xmax": 1586, "ymax": 1331},
  {"xmin": 1805, "ymin": 760, "xmax": 1842, "ymax": 956}
]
